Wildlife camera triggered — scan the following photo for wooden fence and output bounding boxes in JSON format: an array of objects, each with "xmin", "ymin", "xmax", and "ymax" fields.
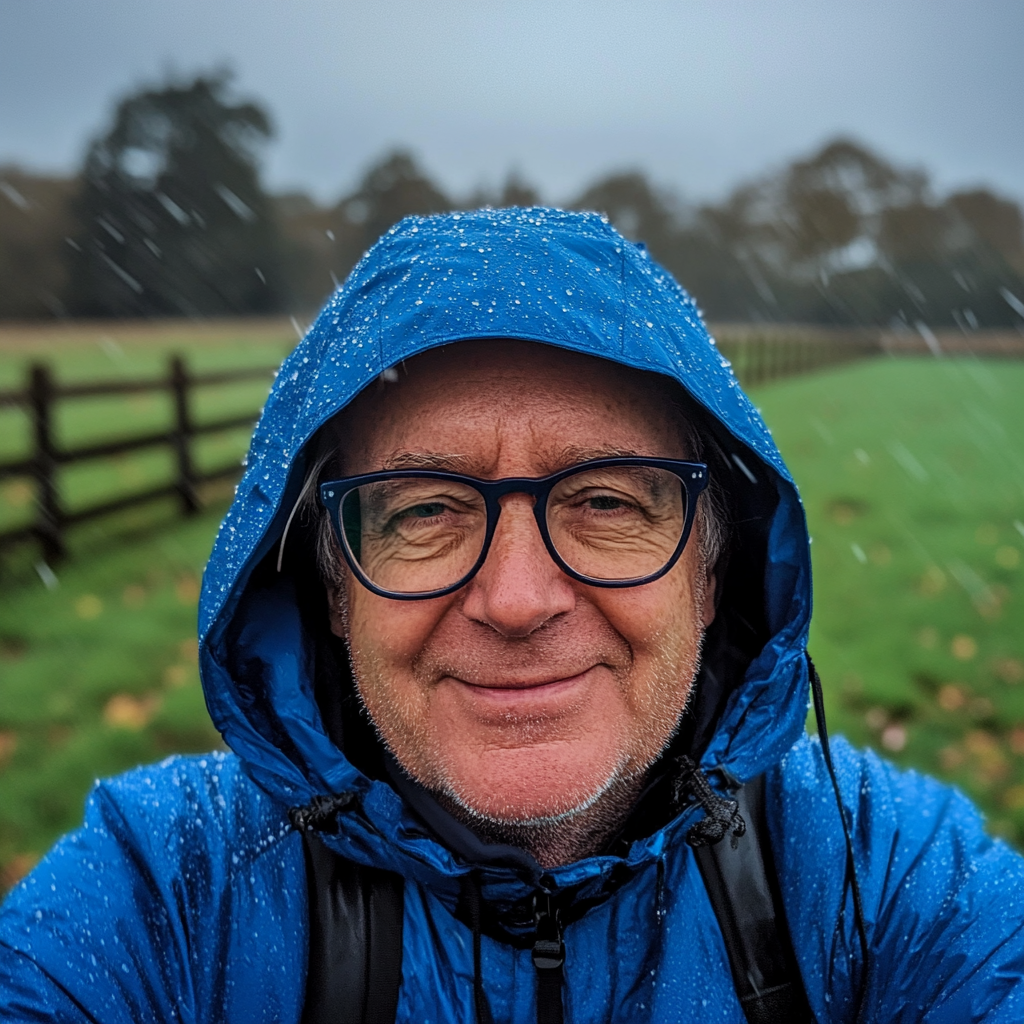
[
  {"xmin": 0, "ymin": 330, "xmax": 885, "ymax": 563},
  {"xmin": 713, "ymin": 327, "xmax": 882, "ymax": 387},
  {"xmin": 0, "ymin": 357, "xmax": 276, "ymax": 561}
]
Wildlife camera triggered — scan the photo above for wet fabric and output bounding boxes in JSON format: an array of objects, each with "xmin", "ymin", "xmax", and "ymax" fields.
[{"xmin": 2, "ymin": 208, "xmax": 1023, "ymax": 1022}]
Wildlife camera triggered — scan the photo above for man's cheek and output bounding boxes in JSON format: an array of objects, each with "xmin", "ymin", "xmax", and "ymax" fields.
[{"xmin": 349, "ymin": 596, "xmax": 437, "ymax": 664}]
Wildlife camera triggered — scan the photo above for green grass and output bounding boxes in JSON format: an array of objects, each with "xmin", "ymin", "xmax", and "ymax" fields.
[
  {"xmin": 756, "ymin": 357, "xmax": 1024, "ymax": 842},
  {"xmin": 0, "ymin": 504, "xmax": 226, "ymax": 890},
  {"xmin": 1, "ymin": 345, "xmax": 1022, "ymax": 893}
]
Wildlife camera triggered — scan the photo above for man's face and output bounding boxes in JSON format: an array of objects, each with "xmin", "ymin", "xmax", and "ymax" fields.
[{"xmin": 330, "ymin": 340, "xmax": 715, "ymax": 825}]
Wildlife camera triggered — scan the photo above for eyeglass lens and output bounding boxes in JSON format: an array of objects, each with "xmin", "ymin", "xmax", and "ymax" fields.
[{"xmin": 338, "ymin": 464, "xmax": 688, "ymax": 595}]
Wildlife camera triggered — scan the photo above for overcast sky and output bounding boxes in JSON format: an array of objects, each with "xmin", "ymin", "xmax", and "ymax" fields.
[{"xmin": 2, "ymin": 0, "xmax": 1022, "ymax": 207}]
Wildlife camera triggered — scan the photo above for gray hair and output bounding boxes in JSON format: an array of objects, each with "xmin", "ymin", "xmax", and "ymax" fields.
[{"xmin": 295, "ymin": 411, "xmax": 730, "ymax": 595}]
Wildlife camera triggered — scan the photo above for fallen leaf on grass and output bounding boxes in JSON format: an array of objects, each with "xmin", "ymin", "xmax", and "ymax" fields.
[
  {"xmin": 969, "ymin": 697, "xmax": 995, "ymax": 718},
  {"xmin": 1, "ymin": 481, "xmax": 33, "ymax": 508},
  {"xmin": 993, "ymin": 658, "xmax": 1024, "ymax": 685},
  {"xmin": 965, "ymin": 729, "xmax": 1000, "ymax": 756},
  {"xmin": 0, "ymin": 853, "xmax": 38, "ymax": 892},
  {"xmin": 1002, "ymin": 785, "xmax": 1024, "ymax": 811},
  {"xmin": 951, "ymin": 635, "xmax": 978, "ymax": 660},
  {"xmin": 103, "ymin": 693, "xmax": 161, "ymax": 730},
  {"xmin": 163, "ymin": 665, "xmax": 192, "ymax": 688},
  {"xmin": 919, "ymin": 566, "xmax": 947, "ymax": 596},
  {"xmin": 865, "ymin": 707, "xmax": 888, "ymax": 731},
  {"xmin": 0, "ymin": 731, "xmax": 17, "ymax": 766},
  {"xmin": 995, "ymin": 546, "xmax": 1019, "ymax": 569},
  {"xmin": 938, "ymin": 685, "xmax": 966, "ymax": 711},
  {"xmin": 881, "ymin": 724, "xmax": 907, "ymax": 752},
  {"xmin": 175, "ymin": 575, "xmax": 200, "ymax": 605},
  {"xmin": 0, "ymin": 634, "xmax": 27, "ymax": 660},
  {"xmin": 940, "ymin": 745, "xmax": 965, "ymax": 771},
  {"xmin": 46, "ymin": 725, "xmax": 71, "ymax": 748},
  {"xmin": 964, "ymin": 729, "xmax": 1009, "ymax": 784},
  {"xmin": 1009, "ymin": 728, "xmax": 1024, "ymax": 756},
  {"xmin": 826, "ymin": 498, "xmax": 868, "ymax": 525},
  {"xmin": 75, "ymin": 594, "xmax": 103, "ymax": 620}
]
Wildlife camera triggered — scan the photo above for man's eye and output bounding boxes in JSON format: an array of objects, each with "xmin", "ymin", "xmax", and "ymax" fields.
[
  {"xmin": 587, "ymin": 495, "xmax": 629, "ymax": 511},
  {"xmin": 401, "ymin": 502, "xmax": 448, "ymax": 519}
]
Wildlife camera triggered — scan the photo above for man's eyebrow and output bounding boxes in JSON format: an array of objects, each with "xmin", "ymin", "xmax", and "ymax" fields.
[
  {"xmin": 379, "ymin": 446, "xmax": 649, "ymax": 475},
  {"xmin": 548, "ymin": 445, "xmax": 645, "ymax": 468},
  {"xmin": 380, "ymin": 451, "xmax": 477, "ymax": 472}
]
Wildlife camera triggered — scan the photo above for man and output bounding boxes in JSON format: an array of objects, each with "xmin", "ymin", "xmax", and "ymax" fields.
[{"xmin": 2, "ymin": 208, "xmax": 1022, "ymax": 1022}]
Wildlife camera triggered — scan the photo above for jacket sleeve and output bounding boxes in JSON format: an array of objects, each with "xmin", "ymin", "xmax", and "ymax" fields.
[
  {"xmin": 0, "ymin": 755, "xmax": 307, "ymax": 1024},
  {"xmin": 772, "ymin": 734, "xmax": 1024, "ymax": 1024}
]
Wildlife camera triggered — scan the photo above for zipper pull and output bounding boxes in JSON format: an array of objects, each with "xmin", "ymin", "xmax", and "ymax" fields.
[
  {"xmin": 532, "ymin": 892, "xmax": 565, "ymax": 1024},
  {"xmin": 531, "ymin": 892, "xmax": 564, "ymax": 970}
]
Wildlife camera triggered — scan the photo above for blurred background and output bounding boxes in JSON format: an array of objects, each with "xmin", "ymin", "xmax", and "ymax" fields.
[{"xmin": 1, "ymin": 0, "xmax": 1023, "ymax": 890}]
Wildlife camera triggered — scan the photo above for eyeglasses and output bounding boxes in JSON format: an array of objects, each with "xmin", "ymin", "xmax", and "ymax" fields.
[{"xmin": 319, "ymin": 457, "xmax": 708, "ymax": 600}]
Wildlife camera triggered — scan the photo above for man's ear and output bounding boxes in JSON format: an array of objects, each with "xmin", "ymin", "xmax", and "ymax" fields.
[
  {"xmin": 701, "ymin": 571, "xmax": 717, "ymax": 629},
  {"xmin": 327, "ymin": 584, "xmax": 348, "ymax": 638}
]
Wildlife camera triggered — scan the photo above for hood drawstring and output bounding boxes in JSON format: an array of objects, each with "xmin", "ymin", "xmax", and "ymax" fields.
[
  {"xmin": 461, "ymin": 872, "xmax": 496, "ymax": 1024},
  {"xmin": 672, "ymin": 756, "xmax": 746, "ymax": 848},
  {"xmin": 287, "ymin": 792, "xmax": 355, "ymax": 833},
  {"xmin": 655, "ymin": 855, "xmax": 667, "ymax": 921},
  {"xmin": 807, "ymin": 651, "xmax": 869, "ymax": 1018}
]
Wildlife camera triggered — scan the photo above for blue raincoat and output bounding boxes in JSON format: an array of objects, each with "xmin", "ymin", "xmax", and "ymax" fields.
[{"xmin": 2, "ymin": 208, "xmax": 1023, "ymax": 1023}]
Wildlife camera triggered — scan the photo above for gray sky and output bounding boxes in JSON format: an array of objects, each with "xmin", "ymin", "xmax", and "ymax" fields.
[{"xmin": 2, "ymin": 0, "xmax": 1022, "ymax": 206}]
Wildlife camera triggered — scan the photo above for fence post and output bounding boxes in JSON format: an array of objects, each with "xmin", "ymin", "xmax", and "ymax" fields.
[
  {"xmin": 28, "ymin": 362, "xmax": 65, "ymax": 562},
  {"xmin": 169, "ymin": 355, "xmax": 199, "ymax": 516}
]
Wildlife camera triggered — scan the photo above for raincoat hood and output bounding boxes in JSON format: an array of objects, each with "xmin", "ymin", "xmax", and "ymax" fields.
[{"xmin": 198, "ymin": 206, "xmax": 812, "ymax": 904}]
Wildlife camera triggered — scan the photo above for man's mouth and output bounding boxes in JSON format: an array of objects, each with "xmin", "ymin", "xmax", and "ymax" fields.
[
  {"xmin": 453, "ymin": 666, "xmax": 598, "ymax": 690},
  {"xmin": 440, "ymin": 667, "xmax": 603, "ymax": 719}
]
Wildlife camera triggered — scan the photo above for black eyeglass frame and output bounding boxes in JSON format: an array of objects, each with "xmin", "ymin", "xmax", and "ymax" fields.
[{"xmin": 319, "ymin": 456, "xmax": 709, "ymax": 601}]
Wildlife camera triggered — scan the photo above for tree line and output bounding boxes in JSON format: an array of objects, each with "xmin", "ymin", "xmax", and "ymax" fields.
[{"xmin": 2, "ymin": 72, "xmax": 1023, "ymax": 329}]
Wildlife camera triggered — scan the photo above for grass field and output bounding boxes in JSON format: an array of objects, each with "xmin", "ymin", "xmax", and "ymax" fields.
[
  {"xmin": 1, "ymin": 324, "xmax": 1022, "ymax": 892},
  {"xmin": 759, "ymin": 356, "xmax": 1024, "ymax": 841}
]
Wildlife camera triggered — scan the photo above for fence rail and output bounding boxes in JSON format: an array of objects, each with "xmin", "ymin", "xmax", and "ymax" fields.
[
  {"xmin": 0, "ymin": 356, "xmax": 277, "ymax": 561},
  {"xmin": 713, "ymin": 327, "xmax": 883, "ymax": 387},
  {"xmin": 0, "ymin": 330, "xmax": 889, "ymax": 563}
]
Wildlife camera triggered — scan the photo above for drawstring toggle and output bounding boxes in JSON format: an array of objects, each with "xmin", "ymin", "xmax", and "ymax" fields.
[
  {"xmin": 673, "ymin": 755, "xmax": 746, "ymax": 848},
  {"xmin": 288, "ymin": 791, "xmax": 355, "ymax": 833}
]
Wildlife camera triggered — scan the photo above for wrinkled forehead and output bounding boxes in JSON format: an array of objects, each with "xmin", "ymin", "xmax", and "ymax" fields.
[{"xmin": 327, "ymin": 339, "xmax": 694, "ymax": 476}]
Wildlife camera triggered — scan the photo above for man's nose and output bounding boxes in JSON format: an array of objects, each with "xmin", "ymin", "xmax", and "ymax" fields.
[{"xmin": 460, "ymin": 493, "xmax": 575, "ymax": 636}]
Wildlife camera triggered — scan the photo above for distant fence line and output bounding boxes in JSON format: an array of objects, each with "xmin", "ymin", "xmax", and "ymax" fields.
[
  {"xmin": 0, "ymin": 358, "xmax": 277, "ymax": 562},
  {"xmin": 5, "ymin": 324, "xmax": 1020, "ymax": 562},
  {"xmin": 713, "ymin": 327, "xmax": 882, "ymax": 387}
]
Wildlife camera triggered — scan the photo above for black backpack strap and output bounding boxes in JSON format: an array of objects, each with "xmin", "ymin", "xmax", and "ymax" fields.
[
  {"xmin": 694, "ymin": 774, "xmax": 815, "ymax": 1024},
  {"xmin": 300, "ymin": 831, "xmax": 405, "ymax": 1024}
]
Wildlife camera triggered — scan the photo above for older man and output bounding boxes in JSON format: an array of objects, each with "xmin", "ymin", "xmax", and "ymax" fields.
[{"xmin": 2, "ymin": 209, "xmax": 1023, "ymax": 1023}]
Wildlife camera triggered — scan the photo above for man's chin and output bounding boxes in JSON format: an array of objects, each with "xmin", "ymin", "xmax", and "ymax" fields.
[{"xmin": 436, "ymin": 746, "xmax": 632, "ymax": 827}]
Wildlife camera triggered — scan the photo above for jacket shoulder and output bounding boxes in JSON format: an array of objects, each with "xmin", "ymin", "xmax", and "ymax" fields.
[
  {"xmin": 86, "ymin": 751, "xmax": 296, "ymax": 868},
  {"xmin": 0, "ymin": 753, "xmax": 307, "ymax": 1024},
  {"xmin": 771, "ymin": 733, "xmax": 1024, "ymax": 1023}
]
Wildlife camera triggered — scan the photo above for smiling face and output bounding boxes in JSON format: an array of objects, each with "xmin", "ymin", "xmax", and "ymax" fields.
[{"xmin": 328, "ymin": 339, "xmax": 715, "ymax": 847}]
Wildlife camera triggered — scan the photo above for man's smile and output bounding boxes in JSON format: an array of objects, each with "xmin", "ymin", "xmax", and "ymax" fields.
[{"xmin": 438, "ymin": 667, "xmax": 605, "ymax": 720}]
